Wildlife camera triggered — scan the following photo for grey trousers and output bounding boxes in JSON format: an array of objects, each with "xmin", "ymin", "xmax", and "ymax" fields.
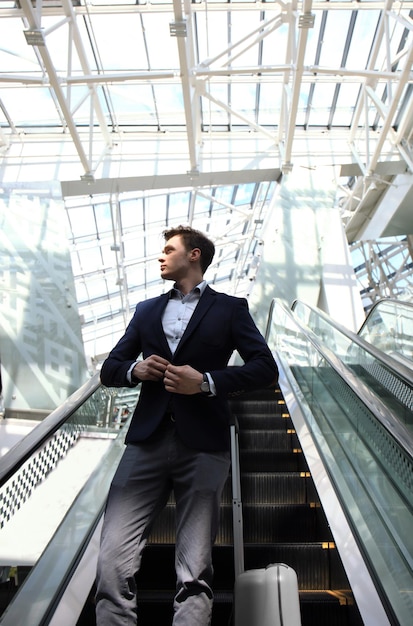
[{"xmin": 95, "ymin": 420, "xmax": 230, "ymax": 625}]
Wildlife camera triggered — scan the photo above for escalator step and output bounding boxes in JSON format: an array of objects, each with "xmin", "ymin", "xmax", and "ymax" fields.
[
  {"xmin": 218, "ymin": 504, "xmax": 330, "ymax": 544},
  {"xmin": 221, "ymin": 471, "xmax": 317, "ymax": 505},
  {"xmin": 239, "ymin": 428, "xmax": 300, "ymax": 450},
  {"xmin": 240, "ymin": 449, "xmax": 307, "ymax": 472},
  {"xmin": 137, "ymin": 542, "xmax": 346, "ymax": 592},
  {"xmin": 236, "ymin": 414, "xmax": 290, "ymax": 429}
]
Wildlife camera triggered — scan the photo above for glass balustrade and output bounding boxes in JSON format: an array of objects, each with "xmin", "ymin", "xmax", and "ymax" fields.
[{"xmin": 268, "ymin": 300, "xmax": 413, "ymax": 626}]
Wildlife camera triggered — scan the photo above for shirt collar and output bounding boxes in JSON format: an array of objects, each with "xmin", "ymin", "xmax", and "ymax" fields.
[{"xmin": 169, "ymin": 280, "xmax": 207, "ymax": 299}]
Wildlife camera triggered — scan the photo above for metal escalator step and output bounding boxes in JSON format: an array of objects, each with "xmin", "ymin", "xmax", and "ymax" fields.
[
  {"xmin": 231, "ymin": 401, "xmax": 283, "ymax": 416},
  {"xmin": 239, "ymin": 449, "xmax": 307, "ymax": 472},
  {"xmin": 238, "ymin": 428, "xmax": 299, "ymax": 451},
  {"xmin": 299, "ymin": 591, "xmax": 364, "ymax": 626},
  {"xmin": 235, "ymin": 414, "xmax": 289, "ymax": 429},
  {"xmin": 148, "ymin": 502, "xmax": 330, "ymax": 545},
  {"xmin": 230, "ymin": 388, "xmax": 280, "ymax": 402},
  {"xmin": 221, "ymin": 471, "xmax": 315, "ymax": 505},
  {"xmin": 138, "ymin": 541, "xmax": 350, "ymax": 591},
  {"xmin": 217, "ymin": 504, "xmax": 330, "ymax": 544}
]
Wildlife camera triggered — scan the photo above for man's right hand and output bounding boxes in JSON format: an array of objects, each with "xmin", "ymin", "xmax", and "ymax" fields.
[{"xmin": 133, "ymin": 355, "xmax": 170, "ymax": 382}]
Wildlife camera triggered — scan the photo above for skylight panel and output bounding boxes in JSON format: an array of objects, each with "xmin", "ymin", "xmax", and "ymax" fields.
[
  {"xmin": 257, "ymin": 82, "xmax": 282, "ymax": 126},
  {"xmin": 67, "ymin": 204, "xmax": 98, "ymax": 238},
  {"xmin": 260, "ymin": 20, "xmax": 289, "ymax": 66},
  {"xmin": 76, "ymin": 245, "xmax": 103, "ymax": 274},
  {"xmin": 344, "ymin": 9, "xmax": 380, "ymax": 70},
  {"xmin": 201, "ymin": 84, "xmax": 230, "ymax": 126},
  {"xmin": 229, "ymin": 11, "xmax": 265, "ymax": 67},
  {"xmin": 307, "ymin": 83, "xmax": 337, "ymax": 126},
  {"xmin": 235, "ymin": 183, "xmax": 257, "ymax": 205},
  {"xmin": 0, "ymin": 18, "xmax": 40, "ymax": 72},
  {"xmin": 230, "ymin": 83, "xmax": 258, "ymax": 123},
  {"xmin": 85, "ymin": 13, "xmax": 149, "ymax": 71},
  {"xmin": 195, "ymin": 12, "xmax": 230, "ymax": 64},
  {"xmin": 120, "ymin": 198, "xmax": 144, "ymax": 230},
  {"xmin": 143, "ymin": 13, "xmax": 180, "ymax": 70},
  {"xmin": 93, "ymin": 202, "xmax": 113, "ymax": 237},
  {"xmin": 317, "ymin": 10, "xmax": 353, "ymax": 68},
  {"xmin": 0, "ymin": 86, "xmax": 63, "ymax": 126},
  {"xmin": 333, "ymin": 82, "xmax": 362, "ymax": 126},
  {"xmin": 152, "ymin": 84, "xmax": 186, "ymax": 126},
  {"xmin": 102, "ymin": 84, "xmax": 159, "ymax": 126}
]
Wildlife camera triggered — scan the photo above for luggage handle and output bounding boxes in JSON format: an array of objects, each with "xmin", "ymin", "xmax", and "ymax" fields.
[{"xmin": 230, "ymin": 416, "xmax": 245, "ymax": 578}]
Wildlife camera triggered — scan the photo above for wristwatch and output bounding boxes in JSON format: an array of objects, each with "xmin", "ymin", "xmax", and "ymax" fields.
[{"xmin": 200, "ymin": 373, "xmax": 211, "ymax": 394}]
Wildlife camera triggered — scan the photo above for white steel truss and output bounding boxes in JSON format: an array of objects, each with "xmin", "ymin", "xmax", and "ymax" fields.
[{"xmin": 1, "ymin": 0, "xmax": 413, "ymax": 350}]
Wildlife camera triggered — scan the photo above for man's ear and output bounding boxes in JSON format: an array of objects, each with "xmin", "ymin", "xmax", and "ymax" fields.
[{"xmin": 189, "ymin": 247, "xmax": 201, "ymax": 263}]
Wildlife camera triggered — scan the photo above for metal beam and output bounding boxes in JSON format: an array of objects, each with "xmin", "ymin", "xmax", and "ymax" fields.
[
  {"xmin": 282, "ymin": 0, "xmax": 314, "ymax": 172},
  {"xmin": 171, "ymin": 0, "xmax": 199, "ymax": 173},
  {"xmin": 60, "ymin": 168, "xmax": 281, "ymax": 198},
  {"xmin": 19, "ymin": 0, "xmax": 93, "ymax": 175}
]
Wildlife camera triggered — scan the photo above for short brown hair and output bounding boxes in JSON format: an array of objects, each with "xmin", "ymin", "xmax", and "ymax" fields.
[{"xmin": 163, "ymin": 225, "xmax": 215, "ymax": 273}]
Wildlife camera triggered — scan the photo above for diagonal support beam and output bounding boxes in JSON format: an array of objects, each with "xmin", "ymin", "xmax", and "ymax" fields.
[
  {"xmin": 19, "ymin": 0, "xmax": 93, "ymax": 175},
  {"xmin": 60, "ymin": 0, "xmax": 112, "ymax": 150}
]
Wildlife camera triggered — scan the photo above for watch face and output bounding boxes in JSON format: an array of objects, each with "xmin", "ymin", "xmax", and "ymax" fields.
[{"xmin": 201, "ymin": 380, "xmax": 210, "ymax": 392}]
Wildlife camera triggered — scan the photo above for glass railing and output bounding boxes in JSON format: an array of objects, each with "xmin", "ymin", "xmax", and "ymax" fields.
[
  {"xmin": 267, "ymin": 299, "xmax": 413, "ymax": 626},
  {"xmin": 0, "ymin": 374, "xmax": 140, "ymax": 625},
  {"xmin": 291, "ymin": 299, "xmax": 413, "ymax": 441},
  {"xmin": 358, "ymin": 299, "xmax": 413, "ymax": 367}
]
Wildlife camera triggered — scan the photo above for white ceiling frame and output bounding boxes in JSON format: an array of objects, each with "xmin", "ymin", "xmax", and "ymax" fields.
[
  {"xmin": 195, "ymin": 11, "xmax": 285, "ymax": 155},
  {"xmin": 210, "ymin": 233, "xmax": 252, "ymax": 292},
  {"xmin": 364, "ymin": 46, "xmax": 413, "ymax": 176},
  {"xmin": 19, "ymin": 0, "xmax": 112, "ymax": 178},
  {"xmin": 201, "ymin": 89, "xmax": 278, "ymax": 144},
  {"xmin": 108, "ymin": 193, "xmax": 131, "ymax": 328},
  {"xmin": 208, "ymin": 193, "xmax": 271, "ymax": 293},
  {"xmin": 60, "ymin": 0, "xmax": 113, "ymax": 154},
  {"xmin": 19, "ymin": 0, "xmax": 92, "ymax": 174},
  {"xmin": 349, "ymin": 0, "xmax": 392, "ymax": 148},
  {"xmin": 349, "ymin": 4, "xmax": 413, "ymax": 176},
  {"xmin": 6, "ymin": 2, "xmax": 413, "ymax": 20},
  {"xmin": 340, "ymin": 0, "xmax": 413, "ymax": 235},
  {"xmin": 281, "ymin": 0, "xmax": 314, "ymax": 173},
  {"xmin": 197, "ymin": 12, "xmax": 283, "ymax": 71},
  {"xmin": 171, "ymin": 0, "xmax": 200, "ymax": 174},
  {"xmin": 195, "ymin": 190, "xmax": 253, "ymax": 219}
]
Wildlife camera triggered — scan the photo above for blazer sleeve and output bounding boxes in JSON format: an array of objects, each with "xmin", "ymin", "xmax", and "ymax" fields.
[{"xmin": 210, "ymin": 297, "xmax": 278, "ymax": 395}]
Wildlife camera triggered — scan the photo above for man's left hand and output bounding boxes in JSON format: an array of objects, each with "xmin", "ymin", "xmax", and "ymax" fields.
[{"xmin": 163, "ymin": 364, "xmax": 203, "ymax": 395}]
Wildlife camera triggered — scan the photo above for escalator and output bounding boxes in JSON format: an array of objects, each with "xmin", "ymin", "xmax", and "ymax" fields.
[{"xmin": 0, "ymin": 299, "xmax": 412, "ymax": 625}]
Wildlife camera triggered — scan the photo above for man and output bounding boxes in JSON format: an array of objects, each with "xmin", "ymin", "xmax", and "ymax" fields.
[{"xmin": 96, "ymin": 225, "xmax": 278, "ymax": 625}]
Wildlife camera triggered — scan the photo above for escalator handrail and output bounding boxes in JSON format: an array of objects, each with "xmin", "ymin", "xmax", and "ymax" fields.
[
  {"xmin": 0, "ymin": 372, "xmax": 101, "ymax": 487},
  {"xmin": 268, "ymin": 299, "xmax": 413, "ymax": 459},
  {"xmin": 358, "ymin": 297, "xmax": 413, "ymax": 338},
  {"xmin": 290, "ymin": 298, "xmax": 413, "ymax": 388}
]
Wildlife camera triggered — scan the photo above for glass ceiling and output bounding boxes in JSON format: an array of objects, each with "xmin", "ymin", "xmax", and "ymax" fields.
[{"xmin": 1, "ymin": 0, "xmax": 413, "ymax": 360}]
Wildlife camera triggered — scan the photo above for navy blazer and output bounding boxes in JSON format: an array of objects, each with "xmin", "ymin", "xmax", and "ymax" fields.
[{"xmin": 100, "ymin": 286, "xmax": 278, "ymax": 451}]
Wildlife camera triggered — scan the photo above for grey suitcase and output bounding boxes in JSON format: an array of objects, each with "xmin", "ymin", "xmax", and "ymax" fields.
[{"xmin": 230, "ymin": 421, "xmax": 302, "ymax": 626}]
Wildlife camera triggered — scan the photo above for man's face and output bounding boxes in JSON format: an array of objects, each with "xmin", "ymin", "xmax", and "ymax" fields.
[{"xmin": 159, "ymin": 235, "xmax": 192, "ymax": 281}]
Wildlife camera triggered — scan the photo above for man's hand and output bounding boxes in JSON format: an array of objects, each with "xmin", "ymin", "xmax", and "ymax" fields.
[
  {"xmin": 163, "ymin": 364, "xmax": 203, "ymax": 395},
  {"xmin": 133, "ymin": 355, "xmax": 170, "ymax": 381}
]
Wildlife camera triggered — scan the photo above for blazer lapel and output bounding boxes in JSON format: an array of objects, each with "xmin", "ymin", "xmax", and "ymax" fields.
[
  {"xmin": 173, "ymin": 286, "xmax": 216, "ymax": 357},
  {"xmin": 151, "ymin": 292, "xmax": 173, "ymax": 358}
]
